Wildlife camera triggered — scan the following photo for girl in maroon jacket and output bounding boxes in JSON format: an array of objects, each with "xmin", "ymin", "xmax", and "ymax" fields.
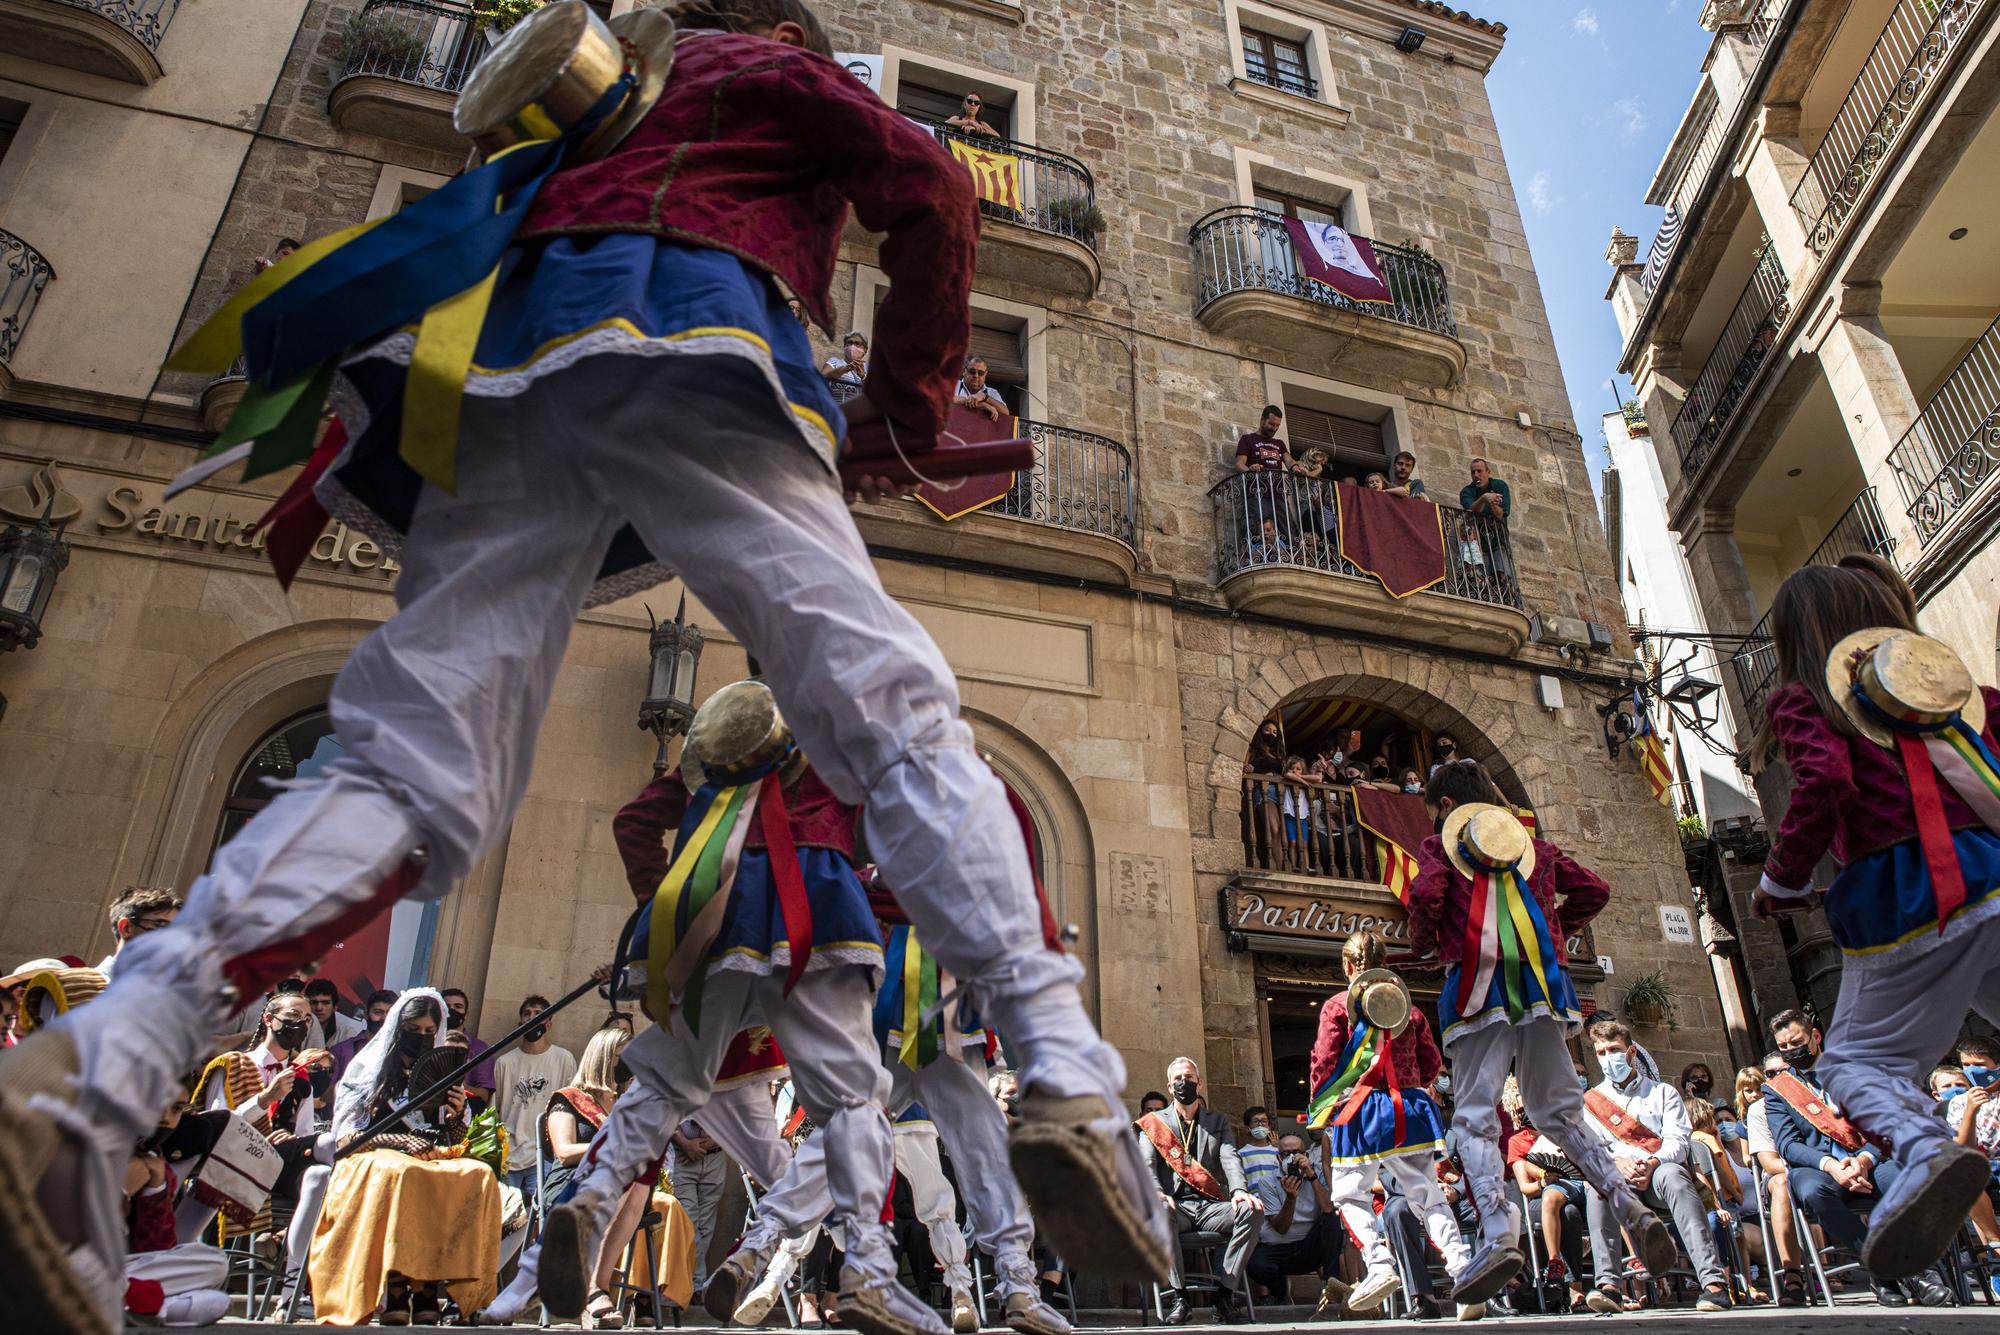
[
  {"xmin": 1749, "ymin": 563, "xmax": 2000, "ymax": 1283},
  {"xmin": 1403, "ymin": 760, "xmax": 1674, "ymax": 1304}
]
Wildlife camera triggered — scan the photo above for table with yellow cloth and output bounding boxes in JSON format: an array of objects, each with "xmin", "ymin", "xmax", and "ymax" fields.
[
  {"xmin": 308, "ymin": 1149, "xmax": 501, "ymax": 1324},
  {"xmin": 629, "ymin": 1189, "xmax": 699, "ymax": 1311}
]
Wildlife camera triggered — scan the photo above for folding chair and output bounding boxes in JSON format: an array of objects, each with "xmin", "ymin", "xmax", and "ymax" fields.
[
  {"xmin": 1748, "ymin": 1162, "xmax": 1787, "ymax": 1307},
  {"xmin": 605, "ymin": 1202, "xmax": 677, "ymax": 1329},
  {"xmin": 1149, "ymin": 1228, "xmax": 1257, "ymax": 1323},
  {"xmin": 739, "ymin": 1166, "xmax": 801, "ymax": 1328}
]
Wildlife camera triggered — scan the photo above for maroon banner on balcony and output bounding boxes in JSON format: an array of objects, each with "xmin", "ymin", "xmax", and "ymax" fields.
[
  {"xmin": 915, "ymin": 404, "xmax": 1020, "ymax": 521},
  {"xmin": 1353, "ymin": 786, "xmax": 1431, "ymax": 903},
  {"xmin": 1283, "ymin": 215, "xmax": 1392, "ymax": 305},
  {"xmin": 1336, "ymin": 481, "xmax": 1446, "ymax": 598}
]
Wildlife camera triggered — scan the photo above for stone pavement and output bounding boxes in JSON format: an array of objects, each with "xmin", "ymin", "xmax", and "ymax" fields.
[{"xmin": 141, "ymin": 1304, "xmax": 2000, "ymax": 1332}]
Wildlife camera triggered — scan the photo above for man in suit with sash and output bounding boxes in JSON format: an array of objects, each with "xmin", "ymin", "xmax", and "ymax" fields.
[
  {"xmin": 1764, "ymin": 1011, "xmax": 1954, "ymax": 1307},
  {"xmin": 1578, "ymin": 1020, "xmax": 1731, "ymax": 1313},
  {"xmin": 1136, "ymin": 1058, "xmax": 1260, "ymax": 1324}
]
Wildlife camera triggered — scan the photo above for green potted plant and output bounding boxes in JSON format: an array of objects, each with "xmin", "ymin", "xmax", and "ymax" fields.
[
  {"xmin": 338, "ymin": 11, "xmax": 431, "ymax": 72},
  {"xmin": 1622, "ymin": 969, "xmax": 1675, "ymax": 1029},
  {"xmin": 1044, "ymin": 195, "xmax": 1107, "ymax": 245},
  {"xmin": 1676, "ymin": 814, "xmax": 1707, "ymax": 845}
]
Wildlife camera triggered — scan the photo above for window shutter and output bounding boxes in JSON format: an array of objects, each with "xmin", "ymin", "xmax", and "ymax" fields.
[
  {"xmin": 967, "ymin": 324, "xmax": 1027, "ymax": 384},
  {"xmin": 1286, "ymin": 406, "xmax": 1385, "ymax": 473}
]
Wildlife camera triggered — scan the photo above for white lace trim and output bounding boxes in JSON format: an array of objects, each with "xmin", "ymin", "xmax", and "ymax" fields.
[{"xmin": 708, "ymin": 944, "xmax": 884, "ymax": 981}]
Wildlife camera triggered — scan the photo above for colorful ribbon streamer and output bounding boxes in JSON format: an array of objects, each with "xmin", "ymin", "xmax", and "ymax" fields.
[
  {"xmin": 1853, "ymin": 680, "xmax": 2000, "ymax": 934},
  {"xmin": 1456, "ymin": 858, "xmax": 1556, "ymax": 1025},
  {"xmin": 874, "ymin": 926, "xmax": 943, "ymax": 1070},
  {"xmin": 165, "ymin": 75, "xmax": 634, "ymax": 499},
  {"xmin": 1305, "ymin": 1018, "xmax": 1402, "ymax": 1144}
]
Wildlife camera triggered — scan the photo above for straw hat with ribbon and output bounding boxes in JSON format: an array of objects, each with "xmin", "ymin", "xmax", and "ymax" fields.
[
  {"xmin": 13, "ymin": 967, "xmax": 109, "ymax": 1035},
  {"xmin": 1826, "ymin": 628, "xmax": 2000, "ymax": 935},
  {"xmin": 1441, "ymin": 802, "xmax": 1536, "ymax": 883},
  {"xmin": 1441, "ymin": 802, "xmax": 1562, "ymax": 1030},
  {"xmin": 161, "ymin": 0, "xmax": 676, "ymax": 555}
]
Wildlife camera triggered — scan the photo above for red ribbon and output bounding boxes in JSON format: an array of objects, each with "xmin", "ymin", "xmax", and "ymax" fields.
[
  {"xmin": 1456, "ymin": 871, "xmax": 1490, "ymax": 1015},
  {"xmin": 255, "ymin": 419, "xmax": 349, "ymax": 590},
  {"xmin": 1331, "ymin": 1027, "xmax": 1406, "ymax": 1146},
  {"xmin": 1897, "ymin": 731, "xmax": 1967, "ymax": 933},
  {"xmin": 757, "ymin": 777, "xmax": 814, "ymax": 994},
  {"xmin": 1003, "ymin": 780, "xmax": 1065, "ymax": 953}
]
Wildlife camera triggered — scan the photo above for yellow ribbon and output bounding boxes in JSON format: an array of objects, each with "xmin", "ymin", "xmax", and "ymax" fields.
[
  {"xmin": 401, "ymin": 262, "xmax": 500, "ymax": 494},
  {"xmin": 898, "ymin": 927, "xmax": 925, "ymax": 1070},
  {"xmin": 646, "ymin": 786, "xmax": 743, "ymax": 1020},
  {"xmin": 1501, "ymin": 874, "xmax": 1555, "ymax": 1009},
  {"xmin": 164, "ymin": 220, "xmax": 383, "ymax": 374}
]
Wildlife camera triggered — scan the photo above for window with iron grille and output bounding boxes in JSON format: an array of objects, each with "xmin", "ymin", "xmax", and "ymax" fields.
[{"xmin": 1242, "ymin": 28, "xmax": 1316, "ymax": 99}]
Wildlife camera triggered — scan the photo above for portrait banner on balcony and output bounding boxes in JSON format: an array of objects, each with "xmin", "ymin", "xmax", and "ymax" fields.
[
  {"xmin": 1283, "ymin": 216, "xmax": 1392, "ymax": 305},
  {"xmin": 1335, "ymin": 481, "xmax": 1446, "ymax": 598},
  {"xmin": 1353, "ymin": 788, "xmax": 1431, "ymax": 906},
  {"xmin": 946, "ymin": 138, "xmax": 1025, "ymax": 212},
  {"xmin": 915, "ymin": 404, "xmax": 1021, "ymax": 521}
]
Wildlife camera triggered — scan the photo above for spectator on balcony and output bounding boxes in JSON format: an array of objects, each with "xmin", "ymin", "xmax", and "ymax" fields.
[
  {"xmin": 1399, "ymin": 767, "xmax": 1424, "ymax": 795},
  {"xmin": 253, "ymin": 236, "xmax": 303, "ymax": 275},
  {"xmin": 1245, "ymin": 719, "xmax": 1286, "ymax": 871},
  {"xmin": 954, "ymin": 356, "xmax": 1007, "ymax": 422},
  {"xmin": 820, "ymin": 330, "xmax": 868, "ymax": 394},
  {"xmin": 785, "ymin": 295, "xmax": 808, "ymax": 326},
  {"xmin": 1248, "ymin": 517, "xmax": 1292, "ymax": 564},
  {"xmin": 944, "ymin": 91, "xmax": 999, "ymax": 138},
  {"xmin": 1364, "ymin": 472, "xmax": 1388, "ymax": 491},
  {"xmin": 1429, "ymin": 733, "xmax": 1459, "ymax": 779},
  {"xmin": 1460, "ymin": 457, "xmax": 1511, "ymax": 527},
  {"xmin": 1381, "ymin": 451, "xmax": 1422, "ymax": 498},
  {"xmin": 1234, "ymin": 405, "xmax": 1290, "ymax": 472}
]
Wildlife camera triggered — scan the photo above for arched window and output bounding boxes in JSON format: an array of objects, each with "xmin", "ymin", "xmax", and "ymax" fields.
[{"xmin": 213, "ymin": 708, "xmax": 439, "ymax": 1003}]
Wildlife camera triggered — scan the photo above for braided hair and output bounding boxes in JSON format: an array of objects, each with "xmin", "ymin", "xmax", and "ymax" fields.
[{"xmin": 656, "ymin": 0, "xmax": 832, "ymax": 57}]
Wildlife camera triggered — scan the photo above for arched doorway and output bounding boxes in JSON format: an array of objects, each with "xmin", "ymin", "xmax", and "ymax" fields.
[{"xmin": 215, "ymin": 708, "xmax": 440, "ymax": 1006}]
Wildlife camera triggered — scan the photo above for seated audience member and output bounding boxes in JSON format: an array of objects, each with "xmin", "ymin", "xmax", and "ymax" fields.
[
  {"xmin": 1943, "ymin": 1041, "xmax": 2000, "ymax": 1256},
  {"xmin": 97, "ymin": 886, "xmax": 182, "ymax": 978},
  {"xmin": 1764, "ymin": 1010, "xmax": 1952, "ymax": 1307},
  {"xmin": 1687, "ymin": 1097, "xmax": 1750, "ymax": 1298},
  {"xmin": 1375, "ymin": 1173, "xmax": 1444, "ymax": 1318},
  {"xmin": 1239, "ymin": 1106, "xmax": 1281, "ymax": 1197},
  {"xmin": 1384, "ymin": 450, "xmax": 1425, "ymax": 498},
  {"xmin": 125, "ymin": 1091, "xmax": 230, "ymax": 1329},
  {"xmin": 1503, "ymin": 1080, "xmax": 1589, "ymax": 1311},
  {"xmin": 1682, "ymin": 1062, "xmax": 1717, "ymax": 1108},
  {"xmin": 1139, "ymin": 1090, "xmax": 1169, "ymax": 1116},
  {"xmin": 953, "ymin": 356, "xmax": 1007, "ymax": 422},
  {"xmin": 1739, "ymin": 1061, "xmax": 1808, "ymax": 1304},
  {"xmin": 604, "ymin": 1010, "xmax": 636, "ymax": 1036},
  {"xmin": 1245, "ymin": 1133, "xmax": 1340, "ymax": 1309},
  {"xmin": 440, "ymin": 987, "xmax": 497, "ymax": 1113},
  {"xmin": 305, "ymin": 977, "xmax": 363, "ymax": 1051},
  {"xmin": 1579, "ymin": 1018, "xmax": 1732, "ymax": 1313},
  {"xmin": 1138, "ymin": 1057, "xmax": 1261, "ymax": 1324},
  {"xmin": 494, "ymin": 994, "xmax": 575, "ymax": 1197},
  {"xmin": 328, "ymin": 988, "xmax": 399, "ymax": 1084},
  {"xmin": 313, "ymin": 989, "xmax": 504, "ymax": 1325}
]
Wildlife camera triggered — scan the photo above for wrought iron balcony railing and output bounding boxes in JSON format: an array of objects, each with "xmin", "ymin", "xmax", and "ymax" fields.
[
  {"xmin": 1242, "ymin": 61, "xmax": 1318, "ymax": 100},
  {"xmin": 0, "ymin": 229, "xmax": 55, "ymax": 365},
  {"xmin": 997, "ymin": 419, "xmax": 1135, "ymax": 546},
  {"xmin": 919, "ymin": 121, "xmax": 1100, "ymax": 248},
  {"xmin": 1671, "ymin": 239, "xmax": 1790, "ymax": 474},
  {"xmin": 1636, "ymin": 0, "xmax": 1788, "ymax": 302},
  {"xmin": 1210, "ymin": 469, "xmax": 1521, "ymax": 610},
  {"xmin": 1239, "ymin": 774, "xmax": 1384, "ymax": 882},
  {"xmin": 54, "ymin": 0, "xmax": 180, "ymax": 50},
  {"xmin": 1888, "ymin": 313, "xmax": 2000, "ymax": 548},
  {"xmin": 337, "ymin": 0, "xmax": 482, "ymax": 94},
  {"xmin": 1732, "ymin": 487, "xmax": 1898, "ymax": 723},
  {"xmin": 1189, "ymin": 207, "xmax": 1456, "ymax": 338},
  {"xmin": 1791, "ymin": 0, "xmax": 1989, "ymax": 259}
]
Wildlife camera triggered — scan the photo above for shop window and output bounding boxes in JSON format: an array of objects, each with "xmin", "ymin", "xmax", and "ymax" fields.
[{"xmin": 215, "ymin": 708, "xmax": 439, "ymax": 1003}]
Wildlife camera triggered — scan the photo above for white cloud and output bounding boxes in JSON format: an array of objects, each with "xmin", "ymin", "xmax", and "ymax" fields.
[
  {"xmin": 1610, "ymin": 95, "xmax": 1649, "ymax": 140},
  {"xmin": 1527, "ymin": 170, "xmax": 1554, "ymax": 214},
  {"xmin": 1573, "ymin": 8, "xmax": 1600, "ymax": 36}
]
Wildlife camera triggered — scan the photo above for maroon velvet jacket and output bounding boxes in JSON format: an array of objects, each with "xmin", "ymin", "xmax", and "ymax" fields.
[
  {"xmin": 1761, "ymin": 680, "xmax": 2000, "ymax": 890},
  {"xmin": 1405, "ymin": 835, "xmax": 1609, "ymax": 969},
  {"xmin": 1310, "ymin": 990, "xmax": 1441, "ymax": 1094},
  {"xmin": 520, "ymin": 31, "xmax": 978, "ymax": 433},
  {"xmin": 612, "ymin": 767, "xmax": 860, "ymax": 902}
]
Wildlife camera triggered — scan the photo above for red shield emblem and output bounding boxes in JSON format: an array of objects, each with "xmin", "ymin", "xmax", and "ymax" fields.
[{"xmin": 916, "ymin": 404, "xmax": 1021, "ymax": 521}]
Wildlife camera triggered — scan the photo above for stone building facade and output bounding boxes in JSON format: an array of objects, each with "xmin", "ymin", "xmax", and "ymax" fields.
[{"xmin": 0, "ymin": 0, "xmax": 1725, "ymax": 1107}]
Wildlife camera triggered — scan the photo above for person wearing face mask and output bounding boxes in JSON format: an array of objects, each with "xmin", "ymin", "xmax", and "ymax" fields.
[
  {"xmin": 1136, "ymin": 1057, "xmax": 1261, "ymax": 1324},
  {"xmin": 441, "ymin": 986, "xmax": 498, "ymax": 1115},
  {"xmin": 1761, "ymin": 1009, "xmax": 1955, "ymax": 1307},
  {"xmin": 1237, "ymin": 1107, "xmax": 1281, "ymax": 1199},
  {"xmin": 1929, "ymin": 1061, "xmax": 2000, "ymax": 1259},
  {"xmin": 313, "ymin": 989, "xmax": 500, "ymax": 1325},
  {"xmin": 492, "ymin": 994, "xmax": 575, "ymax": 1196},
  {"xmin": 327, "ymin": 987, "xmax": 401, "ymax": 1086},
  {"xmin": 1577, "ymin": 1019, "xmax": 1733, "ymax": 1313},
  {"xmin": 1399, "ymin": 768, "xmax": 1424, "ymax": 796},
  {"xmin": 1681, "ymin": 1062, "xmax": 1715, "ymax": 1106},
  {"xmin": 202, "ymin": 993, "xmax": 321, "ymax": 1141},
  {"xmin": 1404, "ymin": 759, "xmax": 1659, "ymax": 1309}
]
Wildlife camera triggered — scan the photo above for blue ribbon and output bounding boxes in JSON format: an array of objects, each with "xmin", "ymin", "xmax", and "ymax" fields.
[{"xmin": 240, "ymin": 73, "xmax": 636, "ymax": 388}]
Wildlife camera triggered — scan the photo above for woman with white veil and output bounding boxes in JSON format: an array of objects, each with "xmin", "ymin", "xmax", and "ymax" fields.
[{"xmin": 309, "ymin": 988, "xmax": 505, "ymax": 1324}]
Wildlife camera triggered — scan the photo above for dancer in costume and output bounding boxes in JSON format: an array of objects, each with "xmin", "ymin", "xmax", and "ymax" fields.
[
  {"xmin": 487, "ymin": 679, "xmax": 937, "ymax": 1334},
  {"xmin": 0, "ymin": 5, "xmax": 1164, "ymax": 1332},
  {"xmin": 1748, "ymin": 563, "xmax": 2000, "ymax": 1282},
  {"xmin": 718, "ymin": 876, "xmax": 1072, "ymax": 1335},
  {"xmin": 1304, "ymin": 929, "xmax": 1471, "ymax": 1317},
  {"xmin": 1405, "ymin": 760, "xmax": 1673, "ymax": 1305}
]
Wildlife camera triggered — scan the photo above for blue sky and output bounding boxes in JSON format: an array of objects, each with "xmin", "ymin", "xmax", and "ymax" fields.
[{"xmin": 1484, "ymin": 3, "xmax": 1716, "ymax": 477}]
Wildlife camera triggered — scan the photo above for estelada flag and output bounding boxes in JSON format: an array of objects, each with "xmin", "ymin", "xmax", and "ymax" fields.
[
  {"xmin": 1284, "ymin": 215, "xmax": 1393, "ymax": 305},
  {"xmin": 946, "ymin": 138, "xmax": 1024, "ymax": 212}
]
